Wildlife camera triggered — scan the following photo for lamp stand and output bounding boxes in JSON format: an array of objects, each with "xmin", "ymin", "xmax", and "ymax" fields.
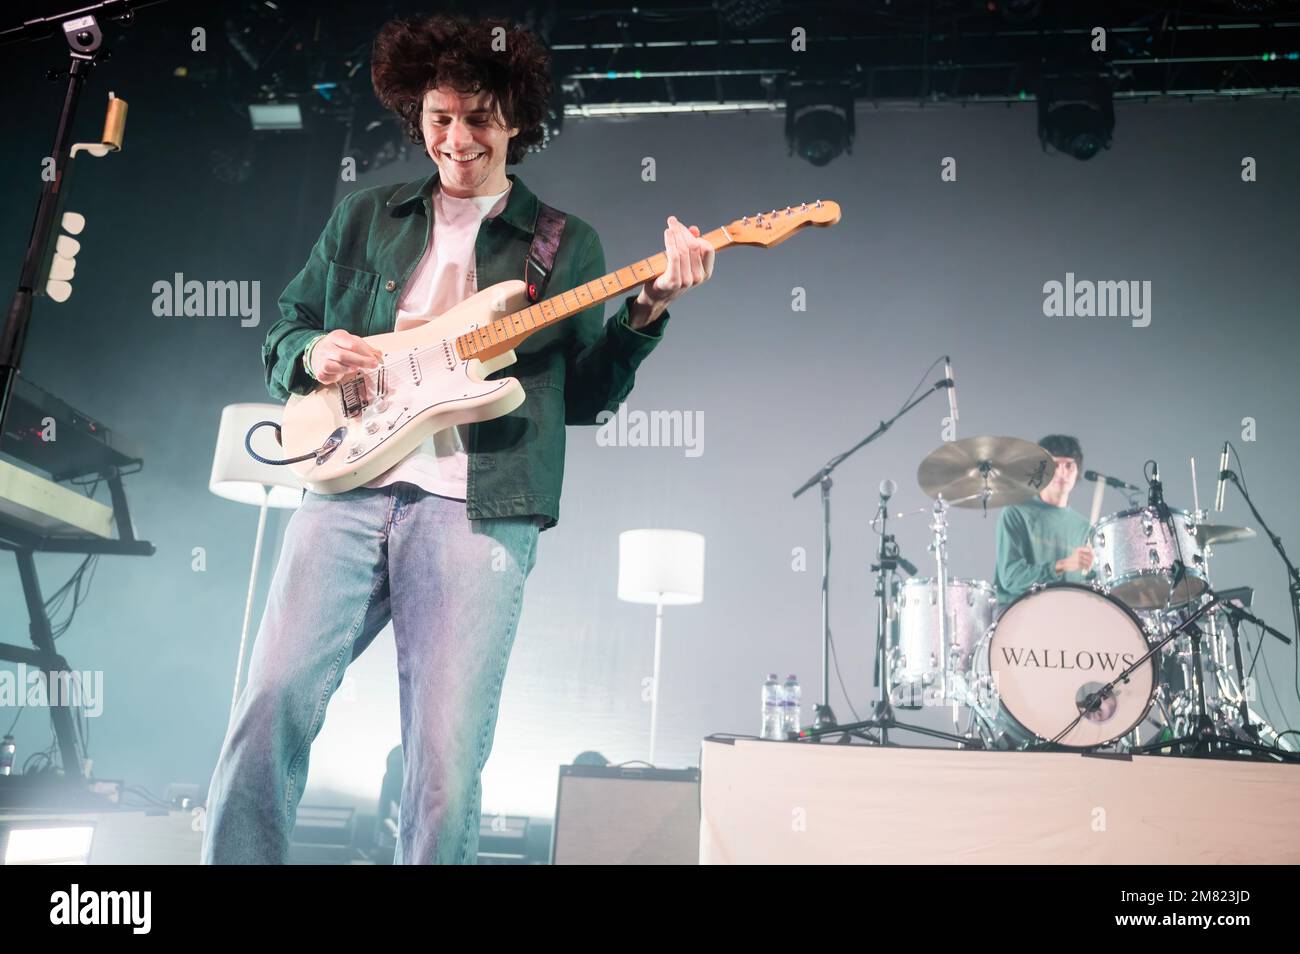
[{"xmin": 649, "ymin": 597, "xmax": 664, "ymax": 767}]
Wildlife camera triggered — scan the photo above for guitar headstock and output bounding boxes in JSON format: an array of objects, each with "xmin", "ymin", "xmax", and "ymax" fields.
[{"xmin": 722, "ymin": 200, "xmax": 841, "ymax": 248}]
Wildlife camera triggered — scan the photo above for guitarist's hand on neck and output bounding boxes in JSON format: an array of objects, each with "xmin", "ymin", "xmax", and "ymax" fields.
[{"xmin": 628, "ymin": 215, "xmax": 716, "ymax": 330}]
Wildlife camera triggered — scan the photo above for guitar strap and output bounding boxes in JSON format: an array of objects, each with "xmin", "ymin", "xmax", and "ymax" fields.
[{"xmin": 524, "ymin": 202, "xmax": 567, "ymax": 303}]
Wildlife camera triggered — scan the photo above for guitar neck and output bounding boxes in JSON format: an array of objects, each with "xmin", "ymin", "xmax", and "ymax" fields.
[{"xmin": 454, "ymin": 227, "xmax": 733, "ymax": 362}]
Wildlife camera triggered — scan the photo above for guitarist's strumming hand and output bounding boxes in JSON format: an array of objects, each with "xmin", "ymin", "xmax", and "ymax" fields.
[
  {"xmin": 310, "ymin": 329, "xmax": 384, "ymax": 396},
  {"xmin": 628, "ymin": 215, "xmax": 715, "ymax": 331}
]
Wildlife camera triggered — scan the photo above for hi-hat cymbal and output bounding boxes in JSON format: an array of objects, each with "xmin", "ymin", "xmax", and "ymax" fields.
[
  {"xmin": 1191, "ymin": 524, "xmax": 1257, "ymax": 547},
  {"xmin": 918, "ymin": 436, "xmax": 1056, "ymax": 508}
]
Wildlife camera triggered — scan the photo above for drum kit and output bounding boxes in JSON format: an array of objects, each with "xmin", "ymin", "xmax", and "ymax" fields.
[{"xmin": 866, "ymin": 435, "xmax": 1297, "ymax": 758}]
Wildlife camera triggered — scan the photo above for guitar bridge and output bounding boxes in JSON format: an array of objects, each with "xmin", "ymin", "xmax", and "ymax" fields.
[{"xmin": 339, "ymin": 377, "xmax": 366, "ymax": 418}]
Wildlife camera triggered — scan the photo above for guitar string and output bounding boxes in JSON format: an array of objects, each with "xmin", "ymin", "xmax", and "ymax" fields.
[
  {"xmin": 329, "ymin": 283, "xmax": 617, "ymax": 390},
  {"xmin": 320, "ymin": 254, "xmax": 674, "ymax": 390}
]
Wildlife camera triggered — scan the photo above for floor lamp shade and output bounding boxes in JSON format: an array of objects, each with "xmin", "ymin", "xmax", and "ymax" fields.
[
  {"xmin": 618, "ymin": 529, "xmax": 705, "ymax": 606},
  {"xmin": 210, "ymin": 403, "xmax": 305, "ymax": 508}
]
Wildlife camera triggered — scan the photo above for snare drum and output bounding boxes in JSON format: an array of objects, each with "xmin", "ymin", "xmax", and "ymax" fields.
[
  {"xmin": 968, "ymin": 583, "xmax": 1156, "ymax": 749},
  {"xmin": 1091, "ymin": 506, "xmax": 1206, "ymax": 609},
  {"xmin": 892, "ymin": 578, "xmax": 997, "ymax": 701}
]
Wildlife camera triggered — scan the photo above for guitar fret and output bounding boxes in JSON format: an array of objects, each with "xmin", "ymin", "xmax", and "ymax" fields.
[{"xmin": 452, "ymin": 225, "xmax": 747, "ymax": 362}]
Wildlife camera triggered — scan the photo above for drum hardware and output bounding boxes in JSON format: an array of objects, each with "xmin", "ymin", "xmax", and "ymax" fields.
[
  {"xmin": 929, "ymin": 496, "xmax": 958, "ymax": 728},
  {"xmin": 846, "ymin": 480, "xmax": 980, "ymax": 748},
  {"xmin": 798, "ymin": 480, "xmax": 979, "ymax": 749},
  {"xmin": 1036, "ymin": 590, "xmax": 1220, "ymax": 751},
  {"xmin": 1083, "ymin": 590, "xmax": 1299, "ymax": 761},
  {"xmin": 1205, "ymin": 445, "xmax": 1300, "ymax": 749},
  {"xmin": 790, "ymin": 359, "xmax": 961, "ymax": 744}
]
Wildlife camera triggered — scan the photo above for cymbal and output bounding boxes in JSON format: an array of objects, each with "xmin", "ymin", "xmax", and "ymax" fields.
[
  {"xmin": 918, "ymin": 436, "xmax": 1056, "ymax": 509},
  {"xmin": 1191, "ymin": 524, "xmax": 1257, "ymax": 547}
]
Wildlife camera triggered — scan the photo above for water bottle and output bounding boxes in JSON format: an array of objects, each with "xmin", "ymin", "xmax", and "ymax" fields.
[
  {"xmin": 782, "ymin": 675, "xmax": 802, "ymax": 737},
  {"xmin": 761, "ymin": 674, "xmax": 783, "ymax": 740},
  {"xmin": 0, "ymin": 735, "xmax": 14, "ymax": 776}
]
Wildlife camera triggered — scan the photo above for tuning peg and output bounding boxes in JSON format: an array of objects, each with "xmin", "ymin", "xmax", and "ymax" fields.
[
  {"xmin": 46, "ymin": 281, "xmax": 72, "ymax": 303},
  {"xmin": 56, "ymin": 234, "xmax": 80, "ymax": 257},
  {"xmin": 62, "ymin": 211, "xmax": 86, "ymax": 234}
]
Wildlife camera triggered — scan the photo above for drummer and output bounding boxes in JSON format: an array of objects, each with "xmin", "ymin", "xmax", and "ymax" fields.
[{"xmin": 993, "ymin": 434, "xmax": 1093, "ymax": 610}]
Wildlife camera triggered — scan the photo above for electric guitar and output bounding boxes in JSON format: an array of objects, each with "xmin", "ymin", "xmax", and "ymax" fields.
[{"xmin": 274, "ymin": 200, "xmax": 841, "ymax": 493}]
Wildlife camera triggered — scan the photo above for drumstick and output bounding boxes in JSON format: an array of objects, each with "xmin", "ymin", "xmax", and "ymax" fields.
[
  {"xmin": 1088, "ymin": 478, "xmax": 1104, "ymax": 528},
  {"xmin": 1190, "ymin": 456, "xmax": 1200, "ymax": 514}
]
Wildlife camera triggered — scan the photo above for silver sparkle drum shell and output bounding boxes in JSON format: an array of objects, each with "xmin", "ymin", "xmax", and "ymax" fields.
[
  {"xmin": 892, "ymin": 577, "xmax": 997, "ymax": 690},
  {"xmin": 1091, "ymin": 506, "xmax": 1206, "ymax": 609}
]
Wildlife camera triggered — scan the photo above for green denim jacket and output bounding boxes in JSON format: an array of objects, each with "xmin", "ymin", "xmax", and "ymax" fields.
[{"xmin": 263, "ymin": 171, "xmax": 671, "ymax": 531}]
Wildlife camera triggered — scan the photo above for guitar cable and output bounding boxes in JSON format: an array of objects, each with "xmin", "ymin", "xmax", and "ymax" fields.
[{"xmin": 244, "ymin": 420, "xmax": 328, "ymax": 466}]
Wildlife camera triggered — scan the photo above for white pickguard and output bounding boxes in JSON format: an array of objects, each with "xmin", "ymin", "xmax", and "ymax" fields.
[{"xmin": 278, "ymin": 279, "xmax": 530, "ymax": 493}]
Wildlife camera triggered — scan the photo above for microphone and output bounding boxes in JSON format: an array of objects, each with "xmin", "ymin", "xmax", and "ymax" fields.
[
  {"xmin": 1148, "ymin": 461, "xmax": 1170, "ymax": 521},
  {"xmin": 1215, "ymin": 441, "xmax": 1229, "ymax": 513},
  {"xmin": 944, "ymin": 356, "xmax": 959, "ymax": 427},
  {"xmin": 879, "ymin": 478, "xmax": 897, "ymax": 504},
  {"xmin": 1084, "ymin": 470, "xmax": 1140, "ymax": 492}
]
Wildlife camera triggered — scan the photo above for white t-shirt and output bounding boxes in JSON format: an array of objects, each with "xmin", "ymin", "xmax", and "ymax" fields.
[{"xmin": 363, "ymin": 182, "xmax": 512, "ymax": 498}]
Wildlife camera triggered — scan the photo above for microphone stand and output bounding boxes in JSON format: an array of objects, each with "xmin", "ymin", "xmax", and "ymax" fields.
[
  {"xmin": 1, "ymin": 2, "xmax": 153, "ymax": 438},
  {"xmin": 1041, "ymin": 589, "xmax": 1297, "ymax": 761},
  {"xmin": 1217, "ymin": 599, "xmax": 1286, "ymax": 743},
  {"xmin": 1220, "ymin": 470, "xmax": 1300, "ymax": 651},
  {"xmin": 792, "ymin": 376, "xmax": 977, "ymax": 748}
]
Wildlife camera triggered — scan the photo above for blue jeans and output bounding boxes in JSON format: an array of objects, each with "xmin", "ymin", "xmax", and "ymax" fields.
[{"xmin": 201, "ymin": 483, "xmax": 540, "ymax": 864}]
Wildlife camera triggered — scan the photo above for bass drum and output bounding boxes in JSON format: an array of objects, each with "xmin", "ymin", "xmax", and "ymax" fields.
[{"xmin": 969, "ymin": 583, "xmax": 1156, "ymax": 749}]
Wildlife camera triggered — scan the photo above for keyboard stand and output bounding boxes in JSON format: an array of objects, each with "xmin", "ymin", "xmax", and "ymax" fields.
[{"xmin": 0, "ymin": 464, "xmax": 154, "ymax": 782}]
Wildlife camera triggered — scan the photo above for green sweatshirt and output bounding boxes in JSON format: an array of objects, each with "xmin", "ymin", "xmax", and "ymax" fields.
[{"xmin": 993, "ymin": 497, "xmax": 1092, "ymax": 606}]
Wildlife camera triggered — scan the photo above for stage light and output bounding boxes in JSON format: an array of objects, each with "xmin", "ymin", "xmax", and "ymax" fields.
[
  {"xmin": 248, "ymin": 102, "xmax": 303, "ymax": 131},
  {"xmin": 784, "ymin": 82, "xmax": 855, "ymax": 167},
  {"xmin": 1037, "ymin": 75, "xmax": 1114, "ymax": 161},
  {"xmin": 2, "ymin": 824, "xmax": 95, "ymax": 865}
]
